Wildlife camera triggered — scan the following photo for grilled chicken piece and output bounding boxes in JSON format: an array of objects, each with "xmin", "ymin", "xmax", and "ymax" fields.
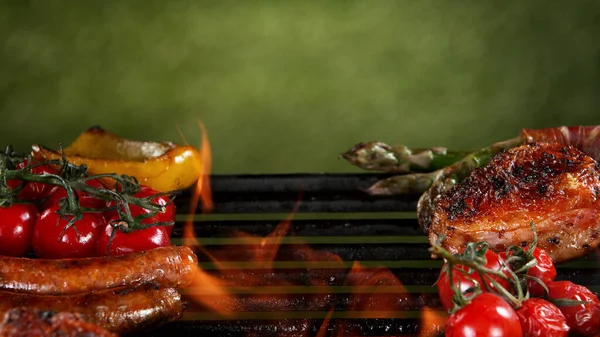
[
  {"xmin": 0, "ymin": 307, "xmax": 117, "ymax": 337},
  {"xmin": 425, "ymin": 142, "xmax": 600, "ymax": 262}
]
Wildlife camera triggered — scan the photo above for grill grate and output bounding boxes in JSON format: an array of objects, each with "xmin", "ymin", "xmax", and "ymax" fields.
[{"xmin": 143, "ymin": 174, "xmax": 600, "ymax": 337}]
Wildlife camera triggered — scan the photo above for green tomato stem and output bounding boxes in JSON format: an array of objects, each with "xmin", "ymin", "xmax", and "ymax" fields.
[{"xmin": 0, "ymin": 146, "xmax": 176, "ymax": 234}]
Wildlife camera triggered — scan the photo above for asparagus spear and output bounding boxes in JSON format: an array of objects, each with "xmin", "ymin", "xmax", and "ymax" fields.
[
  {"xmin": 340, "ymin": 142, "xmax": 473, "ymax": 174},
  {"xmin": 365, "ymin": 136, "xmax": 525, "ymax": 195}
]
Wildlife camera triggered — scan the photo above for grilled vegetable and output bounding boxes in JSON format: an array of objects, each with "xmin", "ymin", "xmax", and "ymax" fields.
[
  {"xmin": 0, "ymin": 204, "xmax": 37, "ymax": 257},
  {"xmin": 341, "ymin": 142, "xmax": 472, "ymax": 174},
  {"xmin": 548, "ymin": 281, "xmax": 600, "ymax": 336},
  {"xmin": 31, "ymin": 125, "xmax": 203, "ymax": 192},
  {"xmin": 431, "ymin": 235, "xmax": 595, "ymax": 336},
  {"xmin": 444, "ymin": 292, "xmax": 523, "ymax": 337},
  {"xmin": 516, "ymin": 298, "xmax": 570, "ymax": 337},
  {"xmin": 32, "ymin": 205, "xmax": 106, "ymax": 259},
  {"xmin": 0, "ymin": 148, "xmax": 178, "ymax": 257},
  {"xmin": 357, "ymin": 137, "xmax": 523, "ymax": 195}
]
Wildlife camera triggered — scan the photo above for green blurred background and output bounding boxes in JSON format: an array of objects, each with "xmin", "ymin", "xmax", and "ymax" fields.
[{"xmin": 1, "ymin": 1, "xmax": 598, "ymax": 174}]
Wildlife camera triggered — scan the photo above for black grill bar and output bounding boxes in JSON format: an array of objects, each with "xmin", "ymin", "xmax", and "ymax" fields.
[
  {"xmin": 175, "ymin": 174, "xmax": 418, "ymax": 214},
  {"xmin": 148, "ymin": 318, "xmax": 431, "ymax": 337},
  {"xmin": 171, "ymin": 218, "xmax": 425, "ymax": 238},
  {"xmin": 193, "ymin": 174, "xmax": 395, "ymax": 194},
  {"xmin": 177, "ymin": 198, "xmax": 417, "ymax": 214}
]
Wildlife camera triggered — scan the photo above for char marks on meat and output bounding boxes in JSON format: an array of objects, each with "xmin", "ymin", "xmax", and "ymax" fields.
[
  {"xmin": 427, "ymin": 142, "xmax": 600, "ymax": 262},
  {"xmin": 0, "ymin": 307, "xmax": 117, "ymax": 337},
  {"xmin": 0, "ymin": 283, "xmax": 184, "ymax": 334}
]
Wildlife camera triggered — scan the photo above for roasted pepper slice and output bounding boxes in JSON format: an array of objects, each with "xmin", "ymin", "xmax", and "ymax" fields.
[{"xmin": 31, "ymin": 126, "xmax": 202, "ymax": 192}]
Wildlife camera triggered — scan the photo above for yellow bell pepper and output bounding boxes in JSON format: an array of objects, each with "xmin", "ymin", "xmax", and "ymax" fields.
[{"xmin": 31, "ymin": 126, "xmax": 202, "ymax": 192}]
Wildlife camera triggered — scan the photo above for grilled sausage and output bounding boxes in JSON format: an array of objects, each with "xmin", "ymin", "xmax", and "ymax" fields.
[
  {"xmin": 0, "ymin": 246, "xmax": 197, "ymax": 295},
  {"xmin": 0, "ymin": 283, "xmax": 185, "ymax": 334},
  {"xmin": 0, "ymin": 307, "xmax": 117, "ymax": 337}
]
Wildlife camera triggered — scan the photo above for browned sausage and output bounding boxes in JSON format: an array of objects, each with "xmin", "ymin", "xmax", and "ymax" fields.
[
  {"xmin": 0, "ymin": 283, "xmax": 184, "ymax": 334},
  {"xmin": 0, "ymin": 307, "xmax": 118, "ymax": 337},
  {"xmin": 0, "ymin": 246, "xmax": 197, "ymax": 295}
]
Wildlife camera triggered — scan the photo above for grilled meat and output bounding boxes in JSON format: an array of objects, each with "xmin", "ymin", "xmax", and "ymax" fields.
[
  {"xmin": 423, "ymin": 142, "xmax": 600, "ymax": 262},
  {"xmin": 0, "ymin": 246, "xmax": 197, "ymax": 295},
  {"xmin": 0, "ymin": 283, "xmax": 184, "ymax": 334},
  {"xmin": 0, "ymin": 307, "xmax": 116, "ymax": 337}
]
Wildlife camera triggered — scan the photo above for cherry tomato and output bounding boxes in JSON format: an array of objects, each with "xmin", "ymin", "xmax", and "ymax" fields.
[
  {"xmin": 445, "ymin": 292, "xmax": 523, "ymax": 337},
  {"xmin": 500, "ymin": 247, "xmax": 556, "ymax": 297},
  {"xmin": 0, "ymin": 204, "xmax": 38, "ymax": 257},
  {"xmin": 437, "ymin": 250, "xmax": 511, "ymax": 311},
  {"xmin": 7, "ymin": 159, "xmax": 58, "ymax": 202},
  {"xmin": 43, "ymin": 178, "xmax": 109, "ymax": 211},
  {"xmin": 526, "ymin": 248, "xmax": 556, "ymax": 297},
  {"xmin": 105, "ymin": 185, "xmax": 175, "ymax": 236},
  {"xmin": 96, "ymin": 220, "xmax": 171, "ymax": 256},
  {"xmin": 32, "ymin": 205, "xmax": 106, "ymax": 259},
  {"xmin": 548, "ymin": 281, "xmax": 600, "ymax": 336},
  {"xmin": 516, "ymin": 298, "xmax": 569, "ymax": 337}
]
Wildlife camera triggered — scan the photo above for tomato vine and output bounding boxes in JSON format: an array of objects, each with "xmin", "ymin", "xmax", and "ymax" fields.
[{"xmin": 0, "ymin": 145, "xmax": 177, "ymax": 250}]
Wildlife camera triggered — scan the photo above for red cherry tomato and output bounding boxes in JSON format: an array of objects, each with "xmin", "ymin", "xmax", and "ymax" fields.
[
  {"xmin": 43, "ymin": 178, "xmax": 109, "ymax": 211},
  {"xmin": 437, "ymin": 250, "xmax": 511, "ymax": 311},
  {"xmin": 445, "ymin": 292, "xmax": 523, "ymax": 337},
  {"xmin": 32, "ymin": 205, "xmax": 105, "ymax": 259},
  {"xmin": 500, "ymin": 247, "xmax": 556, "ymax": 297},
  {"xmin": 0, "ymin": 204, "xmax": 38, "ymax": 257},
  {"xmin": 105, "ymin": 185, "xmax": 175, "ymax": 236},
  {"xmin": 548, "ymin": 281, "xmax": 600, "ymax": 336},
  {"xmin": 7, "ymin": 159, "xmax": 58, "ymax": 202},
  {"xmin": 526, "ymin": 248, "xmax": 556, "ymax": 297},
  {"xmin": 516, "ymin": 298, "xmax": 569, "ymax": 337},
  {"xmin": 96, "ymin": 221, "xmax": 171, "ymax": 256}
]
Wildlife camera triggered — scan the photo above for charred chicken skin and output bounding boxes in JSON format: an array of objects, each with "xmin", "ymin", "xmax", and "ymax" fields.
[{"xmin": 425, "ymin": 142, "xmax": 600, "ymax": 262}]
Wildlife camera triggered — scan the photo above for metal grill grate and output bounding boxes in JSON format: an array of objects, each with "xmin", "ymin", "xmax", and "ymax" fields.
[{"xmin": 143, "ymin": 174, "xmax": 600, "ymax": 337}]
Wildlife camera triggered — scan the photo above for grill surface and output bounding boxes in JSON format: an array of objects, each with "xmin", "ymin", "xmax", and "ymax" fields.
[{"xmin": 142, "ymin": 174, "xmax": 600, "ymax": 337}]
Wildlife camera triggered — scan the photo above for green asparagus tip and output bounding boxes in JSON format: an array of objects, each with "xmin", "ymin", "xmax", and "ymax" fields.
[
  {"xmin": 341, "ymin": 141, "xmax": 407, "ymax": 172},
  {"xmin": 365, "ymin": 172, "xmax": 437, "ymax": 195}
]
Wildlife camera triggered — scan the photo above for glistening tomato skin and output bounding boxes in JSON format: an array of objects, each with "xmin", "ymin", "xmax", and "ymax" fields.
[
  {"xmin": 32, "ymin": 205, "xmax": 106, "ymax": 259},
  {"xmin": 96, "ymin": 221, "xmax": 171, "ymax": 256},
  {"xmin": 444, "ymin": 293, "xmax": 523, "ymax": 337},
  {"xmin": 0, "ymin": 204, "xmax": 38, "ymax": 257},
  {"xmin": 437, "ymin": 250, "xmax": 510, "ymax": 311},
  {"xmin": 516, "ymin": 298, "xmax": 569, "ymax": 337},
  {"xmin": 499, "ymin": 247, "xmax": 556, "ymax": 297},
  {"xmin": 42, "ymin": 178, "xmax": 109, "ymax": 211},
  {"xmin": 526, "ymin": 248, "xmax": 556, "ymax": 297},
  {"xmin": 7, "ymin": 160, "xmax": 58, "ymax": 202},
  {"xmin": 548, "ymin": 281, "xmax": 600, "ymax": 336},
  {"xmin": 104, "ymin": 186, "xmax": 176, "ymax": 236}
]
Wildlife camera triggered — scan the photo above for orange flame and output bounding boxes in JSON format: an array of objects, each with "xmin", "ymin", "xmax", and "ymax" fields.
[
  {"xmin": 344, "ymin": 261, "xmax": 410, "ymax": 318},
  {"xmin": 315, "ymin": 307, "xmax": 335, "ymax": 337},
  {"xmin": 180, "ymin": 120, "xmax": 236, "ymax": 316},
  {"xmin": 180, "ymin": 122, "xmax": 446, "ymax": 336},
  {"xmin": 417, "ymin": 307, "xmax": 446, "ymax": 337},
  {"xmin": 183, "ymin": 120, "xmax": 213, "ymax": 247}
]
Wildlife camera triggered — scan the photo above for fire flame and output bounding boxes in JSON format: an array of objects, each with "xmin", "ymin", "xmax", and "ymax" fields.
[
  {"xmin": 181, "ymin": 121, "xmax": 447, "ymax": 336},
  {"xmin": 180, "ymin": 121, "xmax": 237, "ymax": 316},
  {"xmin": 417, "ymin": 308, "xmax": 446, "ymax": 337}
]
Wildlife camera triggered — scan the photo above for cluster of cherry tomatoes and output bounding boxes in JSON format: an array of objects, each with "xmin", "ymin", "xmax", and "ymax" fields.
[
  {"xmin": 438, "ymin": 247, "xmax": 600, "ymax": 336},
  {"xmin": 0, "ymin": 160, "xmax": 176, "ymax": 259}
]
